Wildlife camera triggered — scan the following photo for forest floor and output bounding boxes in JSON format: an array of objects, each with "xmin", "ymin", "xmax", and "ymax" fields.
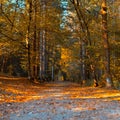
[{"xmin": 0, "ymin": 76, "xmax": 120, "ymax": 120}]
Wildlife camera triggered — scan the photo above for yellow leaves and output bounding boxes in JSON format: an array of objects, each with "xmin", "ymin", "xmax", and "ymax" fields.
[
  {"xmin": 1, "ymin": 77, "xmax": 120, "ymax": 104},
  {"xmin": 0, "ymin": 77, "xmax": 44, "ymax": 103},
  {"xmin": 1, "ymin": 78, "xmax": 120, "ymax": 119},
  {"xmin": 0, "ymin": 17, "xmax": 5, "ymax": 22},
  {"xmin": 100, "ymin": 2, "xmax": 107, "ymax": 15},
  {"xmin": 101, "ymin": 3, "xmax": 106, "ymax": 9},
  {"xmin": 0, "ymin": 0, "xmax": 7, "ymax": 4},
  {"xmin": 61, "ymin": 48, "xmax": 71, "ymax": 60},
  {"xmin": 60, "ymin": 48, "xmax": 72, "ymax": 67},
  {"xmin": 100, "ymin": 9, "xmax": 107, "ymax": 15}
]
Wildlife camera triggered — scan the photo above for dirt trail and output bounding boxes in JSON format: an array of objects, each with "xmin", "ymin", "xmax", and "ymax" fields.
[{"xmin": 0, "ymin": 77, "xmax": 120, "ymax": 120}]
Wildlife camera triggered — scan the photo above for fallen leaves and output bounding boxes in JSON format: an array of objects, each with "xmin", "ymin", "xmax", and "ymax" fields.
[{"xmin": 0, "ymin": 77, "xmax": 120, "ymax": 120}]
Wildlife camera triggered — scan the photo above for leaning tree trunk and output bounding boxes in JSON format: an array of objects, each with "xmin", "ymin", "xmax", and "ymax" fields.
[{"xmin": 101, "ymin": 0, "xmax": 114, "ymax": 87}]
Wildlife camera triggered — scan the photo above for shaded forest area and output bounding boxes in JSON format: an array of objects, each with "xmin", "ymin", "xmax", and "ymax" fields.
[{"xmin": 0, "ymin": 0, "xmax": 120, "ymax": 88}]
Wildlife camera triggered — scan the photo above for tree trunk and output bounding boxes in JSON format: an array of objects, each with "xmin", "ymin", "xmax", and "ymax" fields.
[
  {"xmin": 101, "ymin": 0, "xmax": 114, "ymax": 87},
  {"xmin": 39, "ymin": 0, "xmax": 47, "ymax": 80},
  {"xmin": 70, "ymin": 0, "xmax": 92, "ymax": 84},
  {"xmin": 32, "ymin": 0, "xmax": 37, "ymax": 80},
  {"xmin": 27, "ymin": 0, "xmax": 32, "ymax": 80},
  {"xmin": 81, "ymin": 41, "xmax": 86, "ymax": 81}
]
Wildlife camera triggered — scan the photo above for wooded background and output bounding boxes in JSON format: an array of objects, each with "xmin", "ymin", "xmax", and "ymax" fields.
[{"xmin": 0, "ymin": 0, "xmax": 120, "ymax": 88}]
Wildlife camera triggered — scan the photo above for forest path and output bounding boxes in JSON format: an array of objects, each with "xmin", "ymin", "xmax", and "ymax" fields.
[{"xmin": 0, "ymin": 77, "xmax": 120, "ymax": 120}]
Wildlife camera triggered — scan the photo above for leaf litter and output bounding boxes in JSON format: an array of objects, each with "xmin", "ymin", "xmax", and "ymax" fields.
[{"xmin": 0, "ymin": 77, "xmax": 120, "ymax": 120}]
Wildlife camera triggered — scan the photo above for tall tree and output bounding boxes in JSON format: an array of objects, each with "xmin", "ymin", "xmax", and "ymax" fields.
[
  {"xmin": 101, "ymin": 0, "xmax": 114, "ymax": 87},
  {"xmin": 69, "ymin": 0, "xmax": 93, "ymax": 84},
  {"xmin": 26, "ymin": 0, "xmax": 33, "ymax": 80}
]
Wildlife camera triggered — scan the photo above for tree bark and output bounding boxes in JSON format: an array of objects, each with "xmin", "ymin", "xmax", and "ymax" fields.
[
  {"xmin": 27, "ymin": 0, "xmax": 32, "ymax": 80},
  {"xmin": 32, "ymin": 0, "xmax": 37, "ymax": 80},
  {"xmin": 101, "ymin": 0, "xmax": 114, "ymax": 87},
  {"xmin": 70, "ymin": 0, "xmax": 91, "ymax": 83}
]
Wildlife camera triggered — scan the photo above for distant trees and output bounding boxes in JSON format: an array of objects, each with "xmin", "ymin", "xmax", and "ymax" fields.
[
  {"xmin": 67, "ymin": 0, "xmax": 119, "ymax": 87},
  {"xmin": 0, "ymin": 0, "xmax": 62, "ymax": 80},
  {"xmin": 24, "ymin": 0, "xmax": 62, "ymax": 81},
  {"xmin": 0, "ymin": 0, "xmax": 119, "ymax": 87},
  {"xmin": 0, "ymin": 0, "xmax": 27, "ymax": 76}
]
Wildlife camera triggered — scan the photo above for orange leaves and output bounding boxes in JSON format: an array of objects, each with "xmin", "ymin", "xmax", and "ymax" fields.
[
  {"xmin": 0, "ymin": 77, "xmax": 45, "ymax": 103},
  {"xmin": 0, "ymin": 77, "xmax": 120, "ymax": 104},
  {"xmin": 60, "ymin": 48, "xmax": 72, "ymax": 67},
  {"xmin": 0, "ymin": 78, "xmax": 120, "ymax": 119}
]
